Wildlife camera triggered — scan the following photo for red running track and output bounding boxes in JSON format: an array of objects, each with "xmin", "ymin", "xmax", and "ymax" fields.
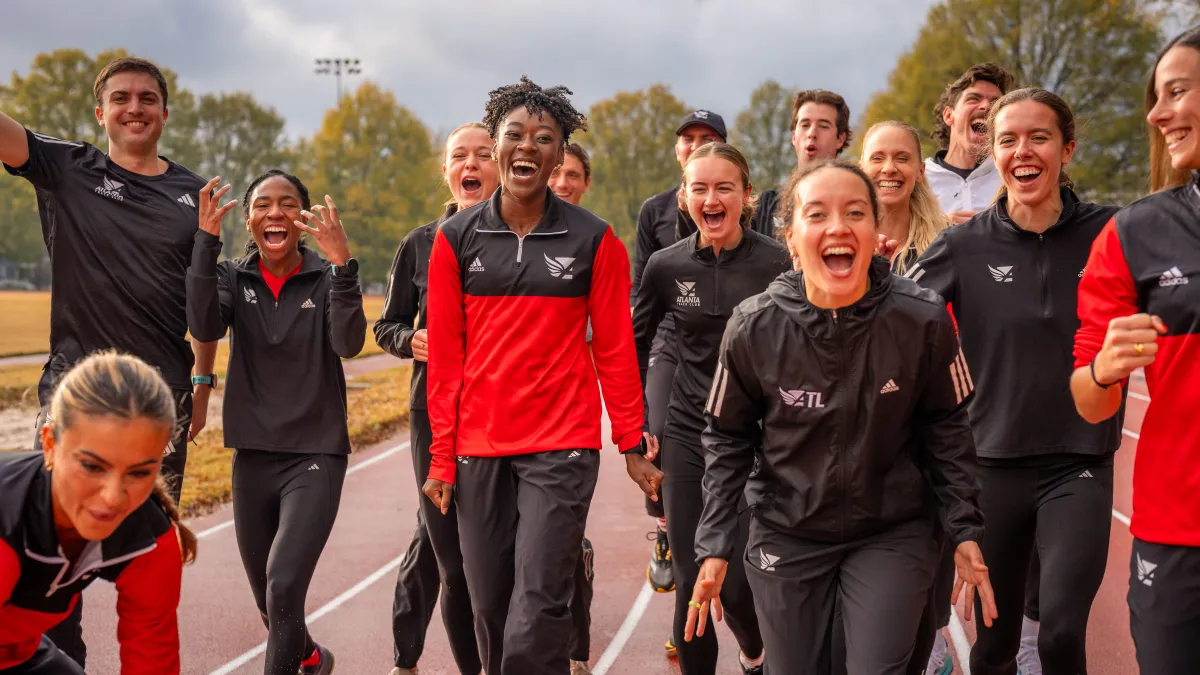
[{"xmin": 78, "ymin": 379, "xmax": 1151, "ymax": 674}]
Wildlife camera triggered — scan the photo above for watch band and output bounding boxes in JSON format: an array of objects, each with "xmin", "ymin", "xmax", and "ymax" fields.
[{"xmin": 192, "ymin": 374, "xmax": 217, "ymax": 388}]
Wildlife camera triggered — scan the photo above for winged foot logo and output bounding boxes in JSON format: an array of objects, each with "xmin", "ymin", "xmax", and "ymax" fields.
[
  {"xmin": 779, "ymin": 387, "xmax": 826, "ymax": 408},
  {"xmin": 676, "ymin": 280, "xmax": 700, "ymax": 307},
  {"xmin": 544, "ymin": 253, "xmax": 576, "ymax": 280},
  {"xmin": 989, "ymin": 265, "xmax": 1014, "ymax": 283}
]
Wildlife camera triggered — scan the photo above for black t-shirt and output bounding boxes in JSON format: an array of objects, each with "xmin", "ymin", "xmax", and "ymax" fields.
[
  {"xmin": 4, "ymin": 129, "xmax": 207, "ymax": 393},
  {"xmin": 932, "ymin": 149, "xmax": 976, "ymax": 181}
]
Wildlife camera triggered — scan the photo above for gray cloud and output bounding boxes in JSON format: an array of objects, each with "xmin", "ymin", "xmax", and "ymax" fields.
[{"xmin": 1, "ymin": 0, "xmax": 938, "ymax": 140}]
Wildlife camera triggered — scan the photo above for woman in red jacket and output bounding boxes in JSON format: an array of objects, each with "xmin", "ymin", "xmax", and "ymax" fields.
[
  {"xmin": 1071, "ymin": 26, "xmax": 1200, "ymax": 674},
  {"xmin": 0, "ymin": 351, "xmax": 195, "ymax": 675}
]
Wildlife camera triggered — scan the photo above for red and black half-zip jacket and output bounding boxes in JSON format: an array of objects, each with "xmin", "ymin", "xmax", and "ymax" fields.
[
  {"xmin": 0, "ymin": 452, "xmax": 182, "ymax": 673},
  {"xmin": 187, "ymin": 231, "xmax": 367, "ymax": 454},
  {"xmin": 426, "ymin": 188, "xmax": 644, "ymax": 484},
  {"xmin": 1074, "ymin": 178, "xmax": 1200, "ymax": 547}
]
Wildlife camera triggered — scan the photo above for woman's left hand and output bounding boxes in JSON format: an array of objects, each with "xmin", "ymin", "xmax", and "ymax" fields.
[
  {"xmin": 295, "ymin": 195, "xmax": 351, "ymax": 266},
  {"xmin": 684, "ymin": 557, "xmax": 728, "ymax": 641},
  {"xmin": 952, "ymin": 540, "xmax": 998, "ymax": 627}
]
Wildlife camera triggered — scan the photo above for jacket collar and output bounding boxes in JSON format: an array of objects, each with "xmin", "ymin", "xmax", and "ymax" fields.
[
  {"xmin": 480, "ymin": 186, "xmax": 567, "ymax": 234},
  {"xmin": 768, "ymin": 255, "xmax": 893, "ymax": 337},
  {"xmin": 994, "ymin": 186, "xmax": 1080, "ymax": 236},
  {"xmin": 233, "ymin": 244, "xmax": 328, "ymax": 277},
  {"xmin": 425, "ymin": 204, "xmax": 460, "ymax": 242},
  {"xmin": 685, "ymin": 227, "xmax": 754, "ymax": 266}
]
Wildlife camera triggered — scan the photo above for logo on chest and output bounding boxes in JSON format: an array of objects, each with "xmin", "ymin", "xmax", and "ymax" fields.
[
  {"xmin": 544, "ymin": 253, "xmax": 576, "ymax": 280},
  {"xmin": 779, "ymin": 387, "xmax": 826, "ymax": 408},
  {"xmin": 1159, "ymin": 266, "xmax": 1189, "ymax": 287},
  {"xmin": 244, "ymin": 287, "xmax": 258, "ymax": 304},
  {"xmin": 988, "ymin": 265, "xmax": 1014, "ymax": 283},
  {"xmin": 468, "ymin": 257, "xmax": 486, "ymax": 273},
  {"xmin": 676, "ymin": 280, "xmax": 700, "ymax": 307},
  {"xmin": 94, "ymin": 176, "xmax": 125, "ymax": 202}
]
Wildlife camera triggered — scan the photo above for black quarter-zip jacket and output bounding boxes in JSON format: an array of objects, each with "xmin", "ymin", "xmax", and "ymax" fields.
[
  {"xmin": 905, "ymin": 188, "xmax": 1124, "ymax": 460},
  {"xmin": 375, "ymin": 205, "xmax": 460, "ymax": 410},
  {"xmin": 632, "ymin": 228, "xmax": 790, "ymax": 443},
  {"xmin": 186, "ymin": 231, "xmax": 367, "ymax": 454},
  {"xmin": 696, "ymin": 259, "xmax": 984, "ymax": 560}
]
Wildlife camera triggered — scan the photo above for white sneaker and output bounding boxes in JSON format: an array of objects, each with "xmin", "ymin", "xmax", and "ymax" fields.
[
  {"xmin": 1017, "ymin": 616, "xmax": 1043, "ymax": 675},
  {"xmin": 925, "ymin": 632, "xmax": 953, "ymax": 675},
  {"xmin": 388, "ymin": 668, "xmax": 418, "ymax": 675}
]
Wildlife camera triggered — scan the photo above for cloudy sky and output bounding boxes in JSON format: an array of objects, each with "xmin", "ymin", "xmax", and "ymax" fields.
[{"xmin": 3, "ymin": 0, "xmax": 940, "ymax": 140}]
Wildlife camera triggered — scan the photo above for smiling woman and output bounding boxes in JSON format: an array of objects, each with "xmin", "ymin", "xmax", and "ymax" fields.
[{"xmin": 0, "ymin": 352, "xmax": 193, "ymax": 675}]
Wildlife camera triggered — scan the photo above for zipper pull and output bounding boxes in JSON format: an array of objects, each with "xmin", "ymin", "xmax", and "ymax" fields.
[{"xmin": 831, "ymin": 309, "xmax": 838, "ymax": 323}]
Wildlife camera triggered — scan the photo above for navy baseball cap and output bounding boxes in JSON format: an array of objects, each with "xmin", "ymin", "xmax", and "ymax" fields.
[{"xmin": 676, "ymin": 110, "xmax": 727, "ymax": 141}]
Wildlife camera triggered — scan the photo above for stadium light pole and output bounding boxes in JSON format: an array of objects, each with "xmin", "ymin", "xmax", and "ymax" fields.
[{"xmin": 314, "ymin": 58, "xmax": 362, "ymax": 102}]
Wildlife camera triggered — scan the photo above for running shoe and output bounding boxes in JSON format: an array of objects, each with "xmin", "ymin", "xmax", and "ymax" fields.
[
  {"xmin": 1016, "ymin": 627, "xmax": 1043, "ymax": 675},
  {"xmin": 388, "ymin": 669, "xmax": 417, "ymax": 675},
  {"xmin": 646, "ymin": 528, "xmax": 674, "ymax": 592},
  {"xmin": 739, "ymin": 650, "xmax": 766, "ymax": 674},
  {"xmin": 571, "ymin": 660, "xmax": 593, "ymax": 675},
  {"xmin": 665, "ymin": 636, "xmax": 677, "ymax": 659},
  {"xmin": 925, "ymin": 633, "xmax": 952, "ymax": 675},
  {"xmin": 299, "ymin": 643, "xmax": 335, "ymax": 675}
]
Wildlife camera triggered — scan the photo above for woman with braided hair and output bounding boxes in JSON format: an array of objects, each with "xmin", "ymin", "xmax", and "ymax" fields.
[{"xmin": 423, "ymin": 76, "xmax": 658, "ymax": 675}]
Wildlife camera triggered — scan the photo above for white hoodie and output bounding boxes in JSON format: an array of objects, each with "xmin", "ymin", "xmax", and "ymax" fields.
[{"xmin": 924, "ymin": 154, "xmax": 1003, "ymax": 214}]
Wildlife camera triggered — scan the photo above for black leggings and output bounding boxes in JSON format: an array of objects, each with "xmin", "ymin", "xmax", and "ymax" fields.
[
  {"xmin": 970, "ymin": 456, "xmax": 1112, "ymax": 675},
  {"xmin": 233, "ymin": 449, "xmax": 347, "ymax": 675},
  {"xmin": 644, "ymin": 349, "xmax": 675, "ymax": 519},
  {"xmin": 1128, "ymin": 538, "xmax": 1200, "ymax": 674},
  {"xmin": 1, "ymin": 637, "xmax": 85, "ymax": 674},
  {"xmin": 662, "ymin": 435, "xmax": 762, "ymax": 675}
]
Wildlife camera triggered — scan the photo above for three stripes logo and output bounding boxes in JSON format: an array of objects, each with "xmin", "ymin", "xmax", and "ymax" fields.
[
  {"xmin": 988, "ymin": 265, "xmax": 1014, "ymax": 283},
  {"xmin": 94, "ymin": 175, "xmax": 125, "ymax": 202},
  {"xmin": 949, "ymin": 347, "xmax": 974, "ymax": 404},
  {"xmin": 758, "ymin": 549, "xmax": 779, "ymax": 572},
  {"xmin": 706, "ymin": 363, "xmax": 730, "ymax": 417},
  {"xmin": 1136, "ymin": 553, "xmax": 1157, "ymax": 587},
  {"xmin": 1079, "ymin": 470, "xmax": 1094, "ymax": 479},
  {"xmin": 300, "ymin": 298, "xmax": 316, "ymax": 309},
  {"xmin": 880, "ymin": 379, "xmax": 900, "ymax": 395},
  {"xmin": 307, "ymin": 463, "xmax": 320, "ymax": 471},
  {"xmin": 1159, "ymin": 266, "xmax": 1189, "ymax": 287},
  {"xmin": 468, "ymin": 257, "xmax": 486, "ymax": 273},
  {"xmin": 177, "ymin": 193, "xmax": 197, "ymax": 207},
  {"xmin": 544, "ymin": 253, "xmax": 576, "ymax": 280},
  {"xmin": 243, "ymin": 286, "xmax": 257, "ymax": 304},
  {"xmin": 568, "ymin": 450, "xmax": 582, "ymax": 458}
]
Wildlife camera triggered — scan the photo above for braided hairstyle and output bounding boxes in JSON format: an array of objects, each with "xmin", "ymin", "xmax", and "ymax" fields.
[{"xmin": 482, "ymin": 76, "xmax": 588, "ymax": 144}]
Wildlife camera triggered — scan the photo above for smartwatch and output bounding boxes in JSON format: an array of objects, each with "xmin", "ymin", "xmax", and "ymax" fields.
[
  {"xmin": 331, "ymin": 257, "xmax": 359, "ymax": 277},
  {"xmin": 622, "ymin": 436, "xmax": 649, "ymax": 456},
  {"xmin": 192, "ymin": 374, "xmax": 218, "ymax": 389}
]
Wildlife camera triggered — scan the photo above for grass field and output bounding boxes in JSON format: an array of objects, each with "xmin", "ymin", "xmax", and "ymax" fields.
[
  {"xmin": 179, "ymin": 365, "xmax": 410, "ymax": 516},
  {"xmin": 0, "ymin": 294, "xmax": 388, "ymax": 405}
]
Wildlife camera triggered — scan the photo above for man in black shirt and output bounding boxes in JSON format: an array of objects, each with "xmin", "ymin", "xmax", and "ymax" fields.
[{"xmin": 0, "ymin": 56, "xmax": 217, "ymax": 669}]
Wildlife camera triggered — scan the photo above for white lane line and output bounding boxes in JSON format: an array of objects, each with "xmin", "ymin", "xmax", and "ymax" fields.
[
  {"xmin": 593, "ymin": 584, "xmax": 654, "ymax": 675},
  {"xmin": 1128, "ymin": 391, "xmax": 1151, "ymax": 403},
  {"xmin": 1123, "ymin": 428, "xmax": 1140, "ymax": 441},
  {"xmin": 193, "ymin": 442, "xmax": 410, "ymax": 540},
  {"xmin": 208, "ymin": 553, "xmax": 407, "ymax": 674},
  {"xmin": 948, "ymin": 610, "xmax": 973, "ymax": 675},
  {"xmin": 1112, "ymin": 509, "xmax": 1132, "ymax": 527}
]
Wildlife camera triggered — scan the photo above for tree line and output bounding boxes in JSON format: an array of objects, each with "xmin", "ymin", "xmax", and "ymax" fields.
[{"xmin": 0, "ymin": 0, "xmax": 1180, "ymax": 289}]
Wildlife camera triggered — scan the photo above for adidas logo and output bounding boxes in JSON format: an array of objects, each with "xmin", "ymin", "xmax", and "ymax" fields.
[
  {"xmin": 307, "ymin": 463, "xmax": 320, "ymax": 471},
  {"xmin": 1078, "ymin": 267, "xmax": 1086, "ymax": 278},
  {"xmin": 243, "ymin": 287, "xmax": 257, "ymax": 304},
  {"xmin": 1159, "ymin": 266, "xmax": 1189, "ymax": 287},
  {"xmin": 758, "ymin": 549, "xmax": 779, "ymax": 572},
  {"xmin": 545, "ymin": 253, "xmax": 576, "ymax": 280},
  {"xmin": 94, "ymin": 175, "xmax": 125, "ymax": 202},
  {"xmin": 1136, "ymin": 553, "xmax": 1157, "ymax": 586},
  {"xmin": 1079, "ymin": 470, "xmax": 1094, "ymax": 479},
  {"xmin": 468, "ymin": 257, "xmax": 486, "ymax": 273},
  {"xmin": 457, "ymin": 457, "xmax": 470, "ymax": 465},
  {"xmin": 989, "ymin": 264, "xmax": 1014, "ymax": 283},
  {"xmin": 568, "ymin": 450, "xmax": 582, "ymax": 458},
  {"xmin": 301, "ymin": 298, "xmax": 315, "ymax": 309},
  {"xmin": 177, "ymin": 193, "xmax": 196, "ymax": 207},
  {"xmin": 676, "ymin": 280, "xmax": 700, "ymax": 307},
  {"xmin": 880, "ymin": 379, "xmax": 900, "ymax": 395}
]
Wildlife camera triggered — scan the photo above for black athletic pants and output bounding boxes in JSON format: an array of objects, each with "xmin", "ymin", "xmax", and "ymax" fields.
[
  {"xmin": 455, "ymin": 449, "xmax": 598, "ymax": 675},
  {"xmin": 746, "ymin": 517, "xmax": 938, "ymax": 675},
  {"xmin": 233, "ymin": 449, "xmax": 346, "ymax": 675},
  {"xmin": 970, "ymin": 456, "xmax": 1112, "ymax": 675},
  {"xmin": 34, "ymin": 388, "xmax": 192, "ymax": 669},
  {"xmin": 392, "ymin": 409, "xmax": 481, "ymax": 673},
  {"xmin": 1128, "ymin": 538, "xmax": 1200, "ymax": 674},
  {"xmin": 0, "ymin": 637, "xmax": 85, "ymax": 674},
  {"xmin": 643, "ymin": 348, "xmax": 675, "ymax": 519},
  {"xmin": 662, "ymin": 436, "xmax": 763, "ymax": 675}
]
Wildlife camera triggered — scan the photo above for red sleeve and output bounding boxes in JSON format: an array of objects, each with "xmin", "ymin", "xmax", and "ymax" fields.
[
  {"xmin": 1074, "ymin": 217, "xmax": 1138, "ymax": 369},
  {"xmin": 114, "ymin": 527, "xmax": 182, "ymax": 675},
  {"xmin": 588, "ymin": 228, "xmax": 645, "ymax": 451},
  {"xmin": 0, "ymin": 540, "xmax": 17, "ymax": 606},
  {"xmin": 426, "ymin": 228, "xmax": 465, "ymax": 484}
]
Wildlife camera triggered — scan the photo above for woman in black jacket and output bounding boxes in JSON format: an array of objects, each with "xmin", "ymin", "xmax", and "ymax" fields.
[
  {"xmin": 187, "ymin": 170, "xmax": 366, "ymax": 675},
  {"xmin": 633, "ymin": 142, "xmax": 789, "ymax": 675},
  {"xmin": 687, "ymin": 159, "xmax": 995, "ymax": 675},
  {"xmin": 905, "ymin": 89, "xmax": 1123, "ymax": 675}
]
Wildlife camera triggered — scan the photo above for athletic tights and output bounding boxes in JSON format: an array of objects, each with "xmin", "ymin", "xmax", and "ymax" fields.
[
  {"xmin": 233, "ymin": 449, "xmax": 347, "ymax": 675},
  {"xmin": 662, "ymin": 435, "xmax": 763, "ymax": 675}
]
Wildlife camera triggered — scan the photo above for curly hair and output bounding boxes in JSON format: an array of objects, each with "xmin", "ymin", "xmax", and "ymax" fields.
[
  {"xmin": 932, "ymin": 62, "xmax": 1014, "ymax": 150},
  {"xmin": 482, "ymin": 76, "xmax": 588, "ymax": 144}
]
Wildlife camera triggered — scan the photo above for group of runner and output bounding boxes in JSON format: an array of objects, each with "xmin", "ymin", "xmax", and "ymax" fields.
[{"xmin": 0, "ymin": 25, "xmax": 1199, "ymax": 675}]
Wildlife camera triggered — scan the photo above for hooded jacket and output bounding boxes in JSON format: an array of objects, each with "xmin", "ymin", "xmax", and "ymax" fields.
[
  {"xmin": 696, "ymin": 258, "xmax": 984, "ymax": 560},
  {"xmin": 186, "ymin": 231, "xmax": 367, "ymax": 454},
  {"xmin": 0, "ymin": 452, "xmax": 183, "ymax": 673}
]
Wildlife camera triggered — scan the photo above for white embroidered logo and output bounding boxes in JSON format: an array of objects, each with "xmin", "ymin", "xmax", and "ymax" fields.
[
  {"xmin": 94, "ymin": 176, "xmax": 125, "ymax": 202},
  {"xmin": 1136, "ymin": 553, "xmax": 1158, "ymax": 586},
  {"xmin": 300, "ymin": 298, "xmax": 316, "ymax": 309},
  {"xmin": 545, "ymin": 254, "xmax": 576, "ymax": 280},
  {"xmin": 468, "ymin": 257, "xmax": 486, "ymax": 273},
  {"xmin": 880, "ymin": 379, "xmax": 900, "ymax": 395},
  {"xmin": 307, "ymin": 463, "xmax": 320, "ymax": 471},
  {"xmin": 243, "ymin": 287, "xmax": 258, "ymax": 304},
  {"xmin": 758, "ymin": 550, "xmax": 779, "ymax": 572},
  {"xmin": 676, "ymin": 280, "xmax": 700, "ymax": 307},
  {"xmin": 988, "ymin": 265, "xmax": 1014, "ymax": 283},
  {"xmin": 1159, "ymin": 266, "xmax": 1189, "ymax": 287},
  {"xmin": 779, "ymin": 387, "xmax": 826, "ymax": 408},
  {"xmin": 177, "ymin": 194, "xmax": 196, "ymax": 207}
]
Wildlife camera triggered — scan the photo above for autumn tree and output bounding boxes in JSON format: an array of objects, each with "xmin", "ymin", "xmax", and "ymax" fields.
[
  {"xmin": 731, "ymin": 80, "xmax": 798, "ymax": 190},
  {"xmin": 304, "ymin": 81, "xmax": 442, "ymax": 288},
  {"xmin": 858, "ymin": 0, "xmax": 1164, "ymax": 204},
  {"xmin": 582, "ymin": 84, "xmax": 688, "ymax": 250}
]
